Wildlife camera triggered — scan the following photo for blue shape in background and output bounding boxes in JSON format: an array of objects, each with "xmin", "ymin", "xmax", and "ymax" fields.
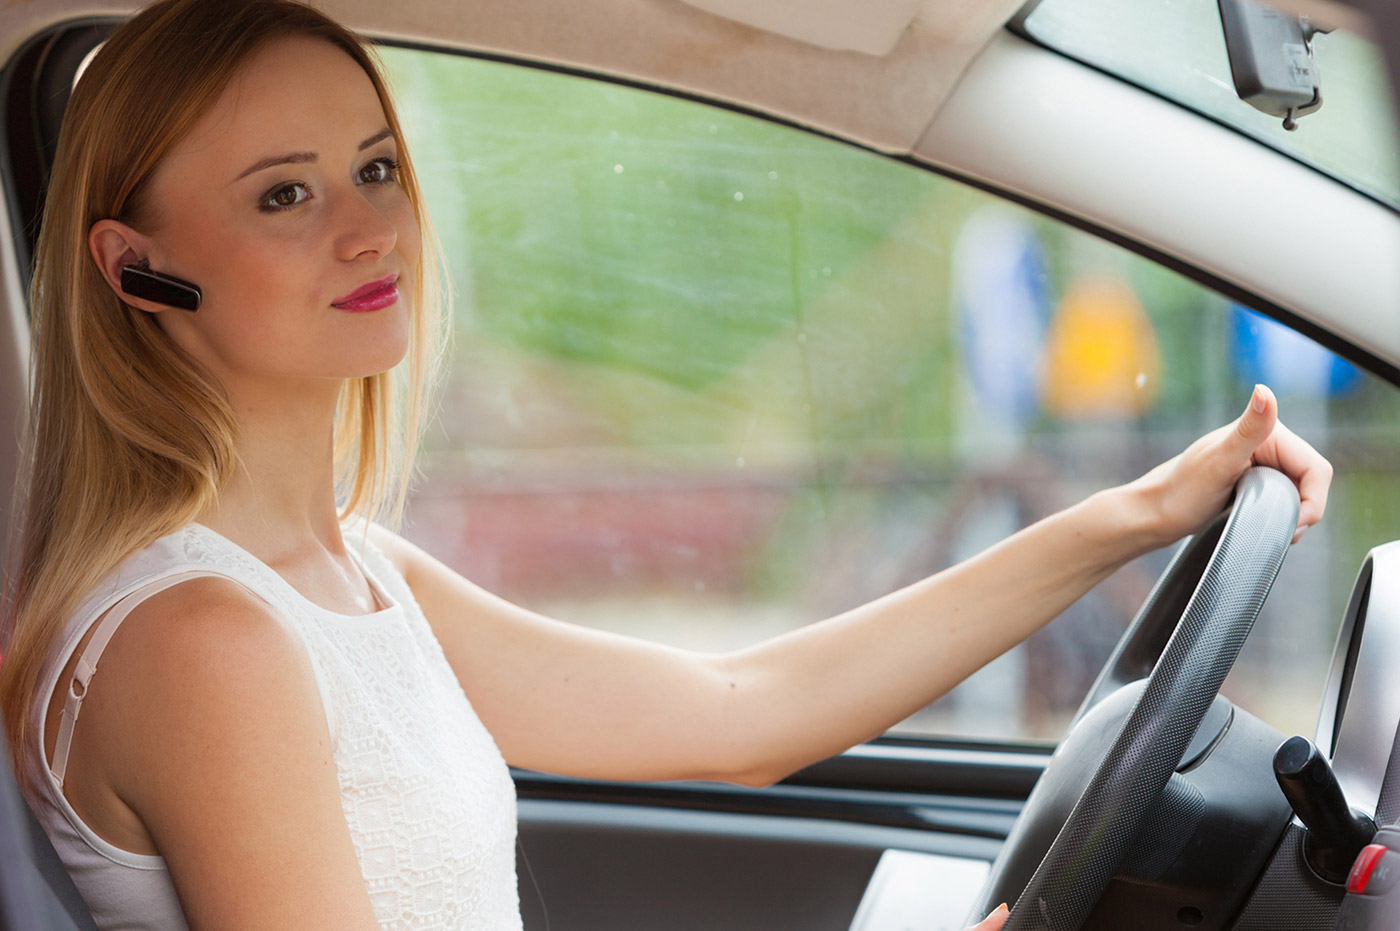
[
  {"xmin": 1229, "ymin": 305, "xmax": 1361, "ymax": 397},
  {"xmin": 953, "ymin": 212, "xmax": 1050, "ymax": 427}
]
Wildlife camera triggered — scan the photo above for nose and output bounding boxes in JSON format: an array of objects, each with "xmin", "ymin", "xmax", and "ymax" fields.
[{"xmin": 334, "ymin": 187, "xmax": 399, "ymax": 262}]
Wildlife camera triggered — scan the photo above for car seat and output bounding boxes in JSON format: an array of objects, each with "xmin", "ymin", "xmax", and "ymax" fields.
[{"xmin": 0, "ymin": 724, "xmax": 99, "ymax": 931}]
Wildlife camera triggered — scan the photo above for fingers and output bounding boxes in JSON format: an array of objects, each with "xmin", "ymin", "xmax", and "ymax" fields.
[
  {"xmin": 1295, "ymin": 459, "xmax": 1333, "ymax": 535},
  {"xmin": 965, "ymin": 903, "xmax": 1009, "ymax": 931},
  {"xmin": 1228, "ymin": 387, "xmax": 1333, "ymax": 542},
  {"xmin": 1230, "ymin": 384, "xmax": 1278, "ymax": 454},
  {"xmin": 1277, "ymin": 430, "xmax": 1332, "ymax": 540},
  {"xmin": 1260, "ymin": 421, "xmax": 1332, "ymax": 537},
  {"xmin": 1142, "ymin": 385, "xmax": 1333, "ymax": 547}
]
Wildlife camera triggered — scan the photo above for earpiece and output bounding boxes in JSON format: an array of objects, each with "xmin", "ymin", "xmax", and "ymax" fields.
[{"xmin": 119, "ymin": 260, "xmax": 202, "ymax": 312}]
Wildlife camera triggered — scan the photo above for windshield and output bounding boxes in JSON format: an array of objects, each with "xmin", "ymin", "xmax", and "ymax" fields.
[{"xmin": 1021, "ymin": 0, "xmax": 1400, "ymax": 209}]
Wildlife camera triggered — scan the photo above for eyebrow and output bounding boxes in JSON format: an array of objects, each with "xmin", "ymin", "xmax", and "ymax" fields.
[{"xmin": 231, "ymin": 127, "xmax": 395, "ymax": 183}]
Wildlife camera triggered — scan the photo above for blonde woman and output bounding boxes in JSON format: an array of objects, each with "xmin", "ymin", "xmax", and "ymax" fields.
[{"xmin": 0, "ymin": 0, "xmax": 1333, "ymax": 929}]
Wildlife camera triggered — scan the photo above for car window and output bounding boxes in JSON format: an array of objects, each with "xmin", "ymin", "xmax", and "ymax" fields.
[{"xmin": 379, "ymin": 45, "xmax": 1400, "ymax": 746}]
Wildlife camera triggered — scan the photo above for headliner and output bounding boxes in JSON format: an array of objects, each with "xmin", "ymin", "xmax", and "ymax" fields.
[{"xmin": 0, "ymin": 0, "xmax": 1025, "ymax": 154}]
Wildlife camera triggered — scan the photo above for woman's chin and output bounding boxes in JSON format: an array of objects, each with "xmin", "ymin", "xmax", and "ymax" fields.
[
  {"xmin": 348, "ymin": 320, "xmax": 412, "ymax": 375},
  {"xmin": 350, "ymin": 348, "xmax": 410, "ymax": 379}
]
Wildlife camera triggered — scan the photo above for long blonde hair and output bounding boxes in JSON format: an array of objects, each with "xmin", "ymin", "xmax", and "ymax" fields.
[{"xmin": 1, "ymin": 0, "xmax": 448, "ymax": 779}]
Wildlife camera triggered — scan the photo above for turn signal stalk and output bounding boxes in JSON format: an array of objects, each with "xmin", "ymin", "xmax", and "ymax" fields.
[{"xmin": 1273, "ymin": 735, "xmax": 1376, "ymax": 884}]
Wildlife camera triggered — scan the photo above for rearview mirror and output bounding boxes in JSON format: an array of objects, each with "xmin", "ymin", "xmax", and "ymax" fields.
[{"xmin": 1217, "ymin": 0, "xmax": 1331, "ymax": 129}]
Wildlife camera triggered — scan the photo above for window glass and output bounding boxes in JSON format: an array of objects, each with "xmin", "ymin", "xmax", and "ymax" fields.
[
  {"xmin": 379, "ymin": 47, "xmax": 1400, "ymax": 745},
  {"xmin": 1022, "ymin": 0, "xmax": 1400, "ymax": 208}
]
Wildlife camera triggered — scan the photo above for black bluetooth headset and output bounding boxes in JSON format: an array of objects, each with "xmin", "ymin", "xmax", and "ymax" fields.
[{"xmin": 119, "ymin": 260, "xmax": 202, "ymax": 312}]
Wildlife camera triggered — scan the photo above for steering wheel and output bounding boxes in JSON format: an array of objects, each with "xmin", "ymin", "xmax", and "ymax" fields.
[{"xmin": 966, "ymin": 466, "xmax": 1299, "ymax": 930}]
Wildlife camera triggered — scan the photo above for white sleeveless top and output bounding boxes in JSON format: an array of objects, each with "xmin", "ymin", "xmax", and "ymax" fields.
[{"xmin": 24, "ymin": 521, "xmax": 523, "ymax": 931}]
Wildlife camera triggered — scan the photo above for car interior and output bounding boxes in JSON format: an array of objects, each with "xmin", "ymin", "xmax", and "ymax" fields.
[{"xmin": 1, "ymin": 0, "xmax": 1399, "ymax": 929}]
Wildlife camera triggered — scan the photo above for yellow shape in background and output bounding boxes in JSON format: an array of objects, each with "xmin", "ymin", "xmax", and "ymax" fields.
[{"xmin": 1042, "ymin": 276, "xmax": 1161, "ymax": 418}]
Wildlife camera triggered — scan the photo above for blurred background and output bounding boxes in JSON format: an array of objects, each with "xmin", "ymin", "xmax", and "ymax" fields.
[{"xmin": 377, "ymin": 1, "xmax": 1400, "ymax": 747}]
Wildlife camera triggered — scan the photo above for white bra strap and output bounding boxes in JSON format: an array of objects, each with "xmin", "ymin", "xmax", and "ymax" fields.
[{"xmin": 51, "ymin": 570, "xmax": 231, "ymax": 787}]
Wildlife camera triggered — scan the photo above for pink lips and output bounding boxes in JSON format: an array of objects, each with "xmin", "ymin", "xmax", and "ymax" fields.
[{"xmin": 332, "ymin": 274, "xmax": 399, "ymax": 312}]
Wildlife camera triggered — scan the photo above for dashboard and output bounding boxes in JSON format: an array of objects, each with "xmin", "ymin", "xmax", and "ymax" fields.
[
  {"xmin": 1312, "ymin": 541, "xmax": 1400, "ymax": 927},
  {"xmin": 1316, "ymin": 540, "xmax": 1400, "ymax": 823}
]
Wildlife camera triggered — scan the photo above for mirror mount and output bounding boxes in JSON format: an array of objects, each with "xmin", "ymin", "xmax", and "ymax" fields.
[{"xmin": 1217, "ymin": 0, "xmax": 1333, "ymax": 130}]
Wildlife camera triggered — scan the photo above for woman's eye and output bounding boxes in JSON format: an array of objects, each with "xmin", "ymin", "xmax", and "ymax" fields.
[
  {"xmin": 261, "ymin": 183, "xmax": 309, "ymax": 212},
  {"xmin": 359, "ymin": 157, "xmax": 400, "ymax": 185}
]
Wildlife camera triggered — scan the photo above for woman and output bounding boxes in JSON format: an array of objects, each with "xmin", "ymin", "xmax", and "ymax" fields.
[{"xmin": 0, "ymin": 0, "xmax": 1332, "ymax": 928}]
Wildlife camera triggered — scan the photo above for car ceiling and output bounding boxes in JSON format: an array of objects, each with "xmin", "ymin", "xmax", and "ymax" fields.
[{"xmin": 0, "ymin": 0, "xmax": 1024, "ymax": 155}]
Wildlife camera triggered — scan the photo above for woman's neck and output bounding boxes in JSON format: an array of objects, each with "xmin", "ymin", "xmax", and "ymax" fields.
[{"xmin": 195, "ymin": 381, "xmax": 347, "ymax": 562}]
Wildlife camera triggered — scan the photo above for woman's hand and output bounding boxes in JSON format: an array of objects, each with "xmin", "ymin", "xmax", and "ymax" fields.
[
  {"xmin": 1130, "ymin": 384, "xmax": 1332, "ymax": 546},
  {"xmin": 963, "ymin": 904, "xmax": 1009, "ymax": 931}
]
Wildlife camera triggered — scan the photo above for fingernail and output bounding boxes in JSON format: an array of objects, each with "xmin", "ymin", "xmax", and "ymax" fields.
[
  {"xmin": 1251, "ymin": 385, "xmax": 1266, "ymax": 413},
  {"xmin": 996, "ymin": 903, "xmax": 1009, "ymax": 915}
]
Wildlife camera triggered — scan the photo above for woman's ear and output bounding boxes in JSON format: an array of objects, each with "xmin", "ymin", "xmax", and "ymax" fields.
[{"xmin": 88, "ymin": 219, "xmax": 162, "ymax": 315}]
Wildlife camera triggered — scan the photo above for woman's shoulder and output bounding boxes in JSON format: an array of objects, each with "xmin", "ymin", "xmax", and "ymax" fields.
[
  {"xmin": 68, "ymin": 573, "xmax": 317, "ymax": 742},
  {"xmin": 65, "ymin": 574, "xmax": 368, "ymax": 924},
  {"xmin": 79, "ymin": 522, "xmax": 268, "ymax": 614},
  {"xmin": 41, "ymin": 569, "xmax": 324, "ymax": 852},
  {"xmin": 106, "ymin": 574, "xmax": 311, "ymax": 686},
  {"xmin": 71, "ymin": 570, "xmax": 325, "ymax": 775},
  {"xmin": 94, "ymin": 578, "xmax": 308, "ymax": 708}
]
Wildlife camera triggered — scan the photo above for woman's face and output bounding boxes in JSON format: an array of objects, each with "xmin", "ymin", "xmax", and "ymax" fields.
[{"xmin": 100, "ymin": 36, "xmax": 419, "ymax": 395}]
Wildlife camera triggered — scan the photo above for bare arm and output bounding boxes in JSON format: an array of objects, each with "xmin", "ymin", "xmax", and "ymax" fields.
[
  {"xmin": 385, "ymin": 385, "xmax": 1331, "ymax": 787},
  {"xmin": 83, "ymin": 579, "xmax": 381, "ymax": 930},
  {"xmin": 717, "ymin": 479, "xmax": 1157, "ymax": 782}
]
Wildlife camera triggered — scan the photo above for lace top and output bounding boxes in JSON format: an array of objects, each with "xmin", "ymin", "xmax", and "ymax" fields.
[{"xmin": 26, "ymin": 521, "xmax": 523, "ymax": 931}]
